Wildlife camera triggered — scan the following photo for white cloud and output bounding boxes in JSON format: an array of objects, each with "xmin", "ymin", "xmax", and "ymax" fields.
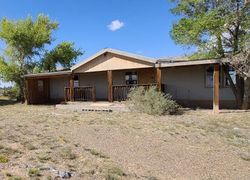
[{"xmin": 107, "ymin": 20, "xmax": 124, "ymax": 31}]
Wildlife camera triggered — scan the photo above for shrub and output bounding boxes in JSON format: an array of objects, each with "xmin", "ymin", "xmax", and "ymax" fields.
[
  {"xmin": 0, "ymin": 154, "xmax": 9, "ymax": 163},
  {"xmin": 28, "ymin": 168, "xmax": 40, "ymax": 177},
  {"xmin": 127, "ymin": 86, "xmax": 180, "ymax": 115},
  {"xmin": 3, "ymin": 86, "xmax": 19, "ymax": 100}
]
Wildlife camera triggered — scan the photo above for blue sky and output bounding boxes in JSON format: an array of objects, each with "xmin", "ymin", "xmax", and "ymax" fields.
[{"xmin": 0, "ymin": 0, "xmax": 194, "ymax": 87}]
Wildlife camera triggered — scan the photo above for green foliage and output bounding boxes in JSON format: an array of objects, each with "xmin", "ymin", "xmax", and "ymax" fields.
[
  {"xmin": 0, "ymin": 15, "xmax": 58, "ymax": 101},
  {"xmin": 42, "ymin": 42, "xmax": 83, "ymax": 71},
  {"xmin": 170, "ymin": 0, "xmax": 250, "ymax": 57},
  {"xmin": 28, "ymin": 168, "xmax": 40, "ymax": 177},
  {"xmin": 105, "ymin": 166, "xmax": 126, "ymax": 180},
  {"xmin": 0, "ymin": 14, "xmax": 58, "ymax": 58},
  {"xmin": 0, "ymin": 154, "xmax": 9, "ymax": 163},
  {"xmin": 128, "ymin": 86, "xmax": 180, "ymax": 115},
  {"xmin": 0, "ymin": 15, "xmax": 83, "ymax": 101},
  {"xmin": 3, "ymin": 86, "xmax": 20, "ymax": 100}
]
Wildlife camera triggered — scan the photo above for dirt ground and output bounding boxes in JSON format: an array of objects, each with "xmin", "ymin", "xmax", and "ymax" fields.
[{"xmin": 0, "ymin": 99, "xmax": 249, "ymax": 179}]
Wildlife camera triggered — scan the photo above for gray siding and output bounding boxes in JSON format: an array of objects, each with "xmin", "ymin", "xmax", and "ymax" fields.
[
  {"xmin": 162, "ymin": 65, "xmax": 234, "ymax": 100},
  {"xmin": 79, "ymin": 72, "xmax": 108, "ymax": 100},
  {"xmin": 50, "ymin": 77, "xmax": 68, "ymax": 100}
]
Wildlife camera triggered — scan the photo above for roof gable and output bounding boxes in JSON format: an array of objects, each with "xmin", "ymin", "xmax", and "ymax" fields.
[{"xmin": 71, "ymin": 48, "xmax": 156, "ymax": 73}]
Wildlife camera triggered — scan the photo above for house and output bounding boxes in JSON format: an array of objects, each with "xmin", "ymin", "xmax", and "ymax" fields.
[{"xmin": 24, "ymin": 48, "xmax": 236, "ymax": 112}]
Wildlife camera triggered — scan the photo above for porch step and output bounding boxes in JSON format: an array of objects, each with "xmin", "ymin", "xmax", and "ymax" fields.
[
  {"xmin": 82, "ymin": 108, "xmax": 113, "ymax": 112},
  {"xmin": 56, "ymin": 102, "xmax": 129, "ymax": 112}
]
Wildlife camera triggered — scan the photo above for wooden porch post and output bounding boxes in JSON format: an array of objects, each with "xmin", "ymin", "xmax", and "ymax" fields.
[
  {"xmin": 213, "ymin": 64, "xmax": 220, "ymax": 113},
  {"xmin": 107, "ymin": 70, "xmax": 113, "ymax": 102},
  {"xmin": 47, "ymin": 79, "xmax": 50, "ymax": 103},
  {"xmin": 70, "ymin": 75, "xmax": 74, "ymax": 102},
  {"xmin": 156, "ymin": 67, "xmax": 162, "ymax": 91},
  {"xmin": 92, "ymin": 86, "xmax": 96, "ymax": 102}
]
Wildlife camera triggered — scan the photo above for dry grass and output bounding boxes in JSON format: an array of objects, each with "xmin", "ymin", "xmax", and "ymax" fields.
[{"xmin": 0, "ymin": 99, "xmax": 249, "ymax": 179}]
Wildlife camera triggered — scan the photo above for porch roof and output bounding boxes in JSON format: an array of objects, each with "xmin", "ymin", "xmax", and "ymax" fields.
[
  {"xmin": 24, "ymin": 70, "xmax": 72, "ymax": 79},
  {"xmin": 156, "ymin": 58, "xmax": 228, "ymax": 68}
]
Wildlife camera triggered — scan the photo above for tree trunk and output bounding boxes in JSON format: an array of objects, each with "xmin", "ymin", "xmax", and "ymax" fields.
[
  {"xmin": 17, "ymin": 77, "xmax": 26, "ymax": 103},
  {"xmin": 21, "ymin": 78, "xmax": 26, "ymax": 103},
  {"xmin": 242, "ymin": 77, "xmax": 250, "ymax": 109},
  {"xmin": 222, "ymin": 65, "xmax": 243, "ymax": 108}
]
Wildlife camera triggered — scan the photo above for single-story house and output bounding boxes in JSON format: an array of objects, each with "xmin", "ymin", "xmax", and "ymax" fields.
[{"xmin": 24, "ymin": 48, "xmax": 237, "ymax": 112}]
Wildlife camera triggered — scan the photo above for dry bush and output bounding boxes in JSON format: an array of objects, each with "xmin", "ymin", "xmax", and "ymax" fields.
[{"xmin": 127, "ymin": 86, "xmax": 180, "ymax": 115}]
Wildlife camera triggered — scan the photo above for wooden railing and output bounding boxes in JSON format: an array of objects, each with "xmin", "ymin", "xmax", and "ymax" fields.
[
  {"xmin": 113, "ymin": 83, "xmax": 164, "ymax": 101},
  {"xmin": 65, "ymin": 86, "xmax": 96, "ymax": 102}
]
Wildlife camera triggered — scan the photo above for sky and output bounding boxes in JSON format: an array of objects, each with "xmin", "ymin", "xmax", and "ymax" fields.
[{"xmin": 0, "ymin": 0, "xmax": 194, "ymax": 87}]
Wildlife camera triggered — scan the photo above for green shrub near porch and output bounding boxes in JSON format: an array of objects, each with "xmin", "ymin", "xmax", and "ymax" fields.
[{"xmin": 127, "ymin": 86, "xmax": 180, "ymax": 115}]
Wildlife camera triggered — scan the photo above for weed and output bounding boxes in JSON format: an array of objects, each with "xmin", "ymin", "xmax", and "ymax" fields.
[
  {"xmin": 105, "ymin": 174, "xmax": 119, "ymax": 180},
  {"xmin": 107, "ymin": 166, "xmax": 126, "ymax": 176},
  {"xmin": 21, "ymin": 141, "xmax": 37, "ymax": 150},
  {"xmin": 37, "ymin": 153, "xmax": 51, "ymax": 163},
  {"xmin": 28, "ymin": 168, "xmax": 40, "ymax": 177},
  {"xmin": 0, "ymin": 154, "xmax": 9, "ymax": 163},
  {"xmin": 5, "ymin": 173, "xmax": 23, "ymax": 180},
  {"xmin": 60, "ymin": 147, "xmax": 77, "ymax": 160},
  {"xmin": 85, "ymin": 148, "xmax": 109, "ymax": 159}
]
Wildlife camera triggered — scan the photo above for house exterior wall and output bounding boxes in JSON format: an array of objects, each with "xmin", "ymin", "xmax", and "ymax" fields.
[
  {"xmin": 113, "ymin": 68, "xmax": 156, "ymax": 85},
  {"xmin": 50, "ymin": 77, "xmax": 69, "ymax": 101},
  {"xmin": 162, "ymin": 65, "xmax": 236, "ymax": 108},
  {"xmin": 26, "ymin": 78, "xmax": 50, "ymax": 104},
  {"xmin": 78, "ymin": 72, "xmax": 108, "ymax": 100},
  {"xmin": 74, "ymin": 53, "xmax": 154, "ymax": 73}
]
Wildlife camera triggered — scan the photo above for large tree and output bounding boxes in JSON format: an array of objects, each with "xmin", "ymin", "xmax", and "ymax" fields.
[
  {"xmin": 0, "ymin": 15, "xmax": 83, "ymax": 102},
  {"xmin": 170, "ymin": 0, "xmax": 250, "ymax": 109},
  {"xmin": 41, "ymin": 42, "xmax": 83, "ymax": 72},
  {"xmin": 0, "ymin": 15, "xmax": 58, "ymax": 102}
]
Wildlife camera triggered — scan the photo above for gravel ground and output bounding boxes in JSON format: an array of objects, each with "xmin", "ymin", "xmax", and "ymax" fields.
[{"xmin": 0, "ymin": 101, "xmax": 249, "ymax": 179}]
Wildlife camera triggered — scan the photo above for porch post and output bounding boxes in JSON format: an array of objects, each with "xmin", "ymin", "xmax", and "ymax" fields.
[
  {"xmin": 213, "ymin": 64, "xmax": 220, "ymax": 113},
  {"xmin": 70, "ymin": 75, "xmax": 74, "ymax": 102},
  {"xmin": 107, "ymin": 70, "xmax": 113, "ymax": 102},
  {"xmin": 156, "ymin": 67, "xmax": 162, "ymax": 91},
  {"xmin": 47, "ymin": 78, "xmax": 50, "ymax": 103},
  {"xmin": 92, "ymin": 86, "xmax": 96, "ymax": 102}
]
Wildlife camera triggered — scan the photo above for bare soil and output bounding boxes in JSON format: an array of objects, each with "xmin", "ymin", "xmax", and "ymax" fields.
[{"xmin": 0, "ymin": 99, "xmax": 249, "ymax": 179}]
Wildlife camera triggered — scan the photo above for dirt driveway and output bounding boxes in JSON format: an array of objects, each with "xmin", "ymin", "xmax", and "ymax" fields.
[{"xmin": 0, "ymin": 103, "xmax": 249, "ymax": 179}]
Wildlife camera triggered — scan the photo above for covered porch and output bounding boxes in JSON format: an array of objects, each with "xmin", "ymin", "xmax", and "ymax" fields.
[{"xmin": 65, "ymin": 67, "xmax": 164, "ymax": 102}]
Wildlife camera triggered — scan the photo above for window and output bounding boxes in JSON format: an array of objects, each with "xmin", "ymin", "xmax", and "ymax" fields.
[
  {"xmin": 125, "ymin": 72, "xmax": 138, "ymax": 85},
  {"xmin": 205, "ymin": 65, "xmax": 236, "ymax": 88},
  {"xmin": 205, "ymin": 66, "xmax": 214, "ymax": 88},
  {"xmin": 224, "ymin": 66, "xmax": 236, "ymax": 87},
  {"xmin": 74, "ymin": 75, "xmax": 79, "ymax": 87},
  {"xmin": 205, "ymin": 65, "xmax": 223, "ymax": 88},
  {"xmin": 37, "ymin": 80, "xmax": 44, "ymax": 92}
]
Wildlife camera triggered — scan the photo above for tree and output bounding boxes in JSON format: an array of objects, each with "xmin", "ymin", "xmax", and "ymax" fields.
[
  {"xmin": 0, "ymin": 15, "xmax": 83, "ymax": 102},
  {"xmin": 170, "ymin": 0, "xmax": 250, "ymax": 109},
  {"xmin": 41, "ymin": 42, "xmax": 83, "ymax": 72},
  {"xmin": 0, "ymin": 15, "xmax": 58, "ymax": 102}
]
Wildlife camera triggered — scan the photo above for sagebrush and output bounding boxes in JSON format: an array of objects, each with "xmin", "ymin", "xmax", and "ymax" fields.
[{"xmin": 127, "ymin": 86, "xmax": 180, "ymax": 115}]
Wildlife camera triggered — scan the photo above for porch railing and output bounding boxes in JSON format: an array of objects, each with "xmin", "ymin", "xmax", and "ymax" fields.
[
  {"xmin": 112, "ymin": 83, "xmax": 164, "ymax": 101},
  {"xmin": 65, "ymin": 86, "xmax": 96, "ymax": 102}
]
